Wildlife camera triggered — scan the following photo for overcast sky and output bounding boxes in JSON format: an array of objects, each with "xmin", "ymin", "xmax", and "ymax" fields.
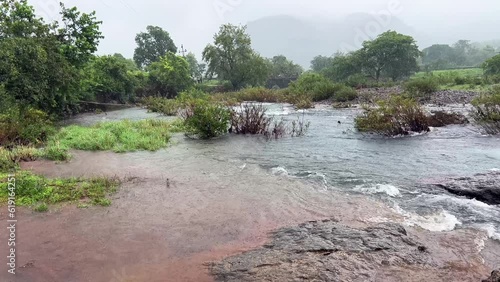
[{"xmin": 31, "ymin": 0, "xmax": 500, "ymax": 59}]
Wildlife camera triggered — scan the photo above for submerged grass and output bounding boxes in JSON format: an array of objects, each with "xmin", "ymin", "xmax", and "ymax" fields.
[{"xmin": 0, "ymin": 171, "xmax": 120, "ymax": 210}]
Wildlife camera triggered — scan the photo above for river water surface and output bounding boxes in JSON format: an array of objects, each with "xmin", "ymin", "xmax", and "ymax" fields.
[{"xmin": 11, "ymin": 105, "xmax": 500, "ymax": 281}]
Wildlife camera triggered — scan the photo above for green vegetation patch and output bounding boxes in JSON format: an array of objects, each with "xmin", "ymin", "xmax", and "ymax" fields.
[
  {"xmin": 47, "ymin": 119, "xmax": 182, "ymax": 153},
  {"xmin": 0, "ymin": 171, "xmax": 120, "ymax": 210}
]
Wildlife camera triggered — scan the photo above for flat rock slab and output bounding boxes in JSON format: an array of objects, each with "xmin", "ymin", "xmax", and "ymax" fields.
[
  {"xmin": 434, "ymin": 171, "xmax": 500, "ymax": 205},
  {"xmin": 211, "ymin": 221, "xmax": 432, "ymax": 281}
]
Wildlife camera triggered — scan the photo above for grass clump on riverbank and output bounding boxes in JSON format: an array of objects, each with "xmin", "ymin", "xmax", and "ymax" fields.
[
  {"xmin": 47, "ymin": 119, "xmax": 183, "ymax": 153},
  {"xmin": 355, "ymin": 96, "xmax": 430, "ymax": 136},
  {"xmin": 0, "ymin": 171, "xmax": 120, "ymax": 211},
  {"xmin": 471, "ymin": 86, "xmax": 500, "ymax": 134}
]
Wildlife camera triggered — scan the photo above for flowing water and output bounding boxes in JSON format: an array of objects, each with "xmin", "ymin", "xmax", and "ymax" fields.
[
  {"xmin": 67, "ymin": 105, "xmax": 500, "ymax": 241},
  {"xmin": 11, "ymin": 105, "xmax": 500, "ymax": 281}
]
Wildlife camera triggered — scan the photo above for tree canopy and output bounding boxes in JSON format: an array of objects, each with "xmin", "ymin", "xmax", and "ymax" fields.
[
  {"xmin": 202, "ymin": 24, "xmax": 269, "ymax": 90},
  {"xmin": 360, "ymin": 31, "xmax": 420, "ymax": 81},
  {"xmin": 134, "ymin": 26, "xmax": 177, "ymax": 69},
  {"xmin": 268, "ymin": 55, "xmax": 303, "ymax": 79},
  {"xmin": 148, "ymin": 52, "xmax": 193, "ymax": 98}
]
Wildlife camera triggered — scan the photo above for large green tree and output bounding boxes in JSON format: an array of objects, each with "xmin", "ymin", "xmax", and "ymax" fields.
[
  {"xmin": 148, "ymin": 52, "xmax": 193, "ymax": 98},
  {"xmin": 81, "ymin": 55, "xmax": 136, "ymax": 103},
  {"xmin": 360, "ymin": 31, "xmax": 420, "ymax": 81},
  {"xmin": 421, "ymin": 44, "xmax": 456, "ymax": 70},
  {"xmin": 134, "ymin": 26, "xmax": 177, "ymax": 69},
  {"xmin": 483, "ymin": 54, "xmax": 500, "ymax": 77},
  {"xmin": 268, "ymin": 55, "xmax": 303, "ymax": 79},
  {"xmin": 185, "ymin": 52, "xmax": 206, "ymax": 82},
  {"xmin": 321, "ymin": 51, "xmax": 363, "ymax": 82},
  {"xmin": 0, "ymin": 0, "xmax": 102, "ymax": 115},
  {"xmin": 202, "ymin": 24, "xmax": 269, "ymax": 89}
]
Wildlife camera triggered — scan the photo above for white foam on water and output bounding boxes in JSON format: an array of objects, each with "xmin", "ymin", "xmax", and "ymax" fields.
[
  {"xmin": 355, "ymin": 184, "xmax": 401, "ymax": 197},
  {"xmin": 271, "ymin": 166, "xmax": 289, "ymax": 176},
  {"xmin": 393, "ymin": 205, "xmax": 461, "ymax": 232},
  {"xmin": 476, "ymin": 224, "xmax": 500, "ymax": 241}
]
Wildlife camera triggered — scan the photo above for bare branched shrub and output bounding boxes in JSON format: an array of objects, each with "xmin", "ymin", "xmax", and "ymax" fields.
[{"xmin": 230, "ymin": 103, "xmax": 310, "ymax": 139}]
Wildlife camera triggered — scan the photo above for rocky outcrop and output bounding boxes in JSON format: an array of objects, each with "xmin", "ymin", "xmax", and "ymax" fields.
[
  {"xmin": 427, "ymin": 111, "xmax": 469, "ymax": 127},
  {"xmin": 211, "ymin": 221, "xmax": 431, "ymax": 281},
  {"xmin": 483, "ymin": 270, "xmax": 500, "ymax": 282},
  {"xmin": 435, "ymin": 171, "xmax": 500, "ymax": 205}
]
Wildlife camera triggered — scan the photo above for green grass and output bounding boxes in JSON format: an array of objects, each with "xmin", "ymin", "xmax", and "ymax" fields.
[
  {"xmin": 47, "ymin": 119, "xmax": 184, "ymax": 154},
  {"xmin": 0, "ymin": 171, "xmax": 120, "ymax": 210},
  {"xmin": 414, "ymin": 68, "xmax": 484, "ymax": 79}
]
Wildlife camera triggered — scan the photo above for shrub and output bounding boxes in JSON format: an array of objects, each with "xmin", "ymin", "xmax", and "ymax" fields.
[
  {"xmin": 471, "ymin": 89, "xmax": 500, "ymax": 134},
  {"xmin": 141, "ymin": 97, "xmax": 180, "ymax": 116},
  {"xmin": 483, "ymin": 55, "xmax": 500, "ymax": 77},
  {"xmin": 183, "ymin": 100, "xmax": 230, "ymax": 139},
  {"xmin": 0, "ymin": 107, "xmax": 55, "ymax": 146},
  {"xmin": 404, "ymin": 76, "xmax": 439, "ymax": 100},
  {"xmin": 355, "ymin": 96, "xmax": 430, "ymax": 136},
  {"xmin": 229, "ymin": 103, "xmax": 310, "ymax": 139},
  {"xmin": 334, "ymin": 86, "xmax": 358, "ymax": 102},
  {"xmin": 289, "ymin": 73, "xmax": 339, "ymax": 102}
]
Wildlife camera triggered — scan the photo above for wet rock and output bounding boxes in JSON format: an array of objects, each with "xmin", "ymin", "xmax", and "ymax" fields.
[
  {"xmin": 210, "ymin": 221, "xmax": 432, "ymax": 281},
  {"xmin": 483, "ymin": 270, "xmax": 500, "ymax": 282},
  {"xmin": 356, "ymin": 87, "xmax": 480, "ymax": 105},
  {"xmin": 427, "ymin": 111, "xmax": 469, "ymax": 127},
  {"xmin": 435, "ymin": 171, "xmax": 500, "ymax": 205}
]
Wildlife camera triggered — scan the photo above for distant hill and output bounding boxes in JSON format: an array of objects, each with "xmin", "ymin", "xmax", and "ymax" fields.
[
  {"xmin": 246, "ymin": 14, "xmax": 499, "ymax": 69},
  {"xmin": 246, "ymin": 14, "xmax": 416, "ymax": 68}
]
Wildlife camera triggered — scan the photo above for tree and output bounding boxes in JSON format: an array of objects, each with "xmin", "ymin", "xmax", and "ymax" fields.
[
  {"xmin": 81, "ymin": 55, "xmax": 136, "ymax": 103},
  {"xmin": 0, "ymin": 0, "xmax": 102, "ymax": 115},
  {"xmin": 421, "ymin": 44, "xmax": 456, "ymax": 70},
  {"xmin": 483, "ymin": 54, "xmax": 500, "ymax": 77},
  {"xmin": 310, "ymin": 55, "xmax": 334, "ymax": 73},
  {"xmin": 148, "ymin": 52, "xmax": 193, "ymax": 98},
  {"xmin": 134, "ymin": 26, "xmax": 177, "ymax": 69},
  {"xmin": 268, "ymin": 55, "xmax": 303, "ymax": 79},
  {"xmin": 203, "ymin": 24, "xmax": 269, "ymax": 89},
  {"xmin": 185, "ymin": 52, "xmax": 206, "ymax": 83},
  {"xmin": 321, "ymin": 51, "xmax": 363, "ymax": 82},
  {"xmin": 360, "ymin": 31, "xmax": 420, "ymax": 81}
]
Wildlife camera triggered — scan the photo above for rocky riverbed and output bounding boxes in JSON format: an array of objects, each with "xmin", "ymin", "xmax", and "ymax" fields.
[
  {"xmin": 356, "ymin": 87, "xmax": 481, "ymax": 105},
  {"xmin": 434, "ymin": 171, "xmax": 500, "ymax": 205}
]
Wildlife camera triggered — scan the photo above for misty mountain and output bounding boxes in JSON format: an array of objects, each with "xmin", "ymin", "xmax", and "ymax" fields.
[{"xmin": 246, "ymin": 14, "xmax": 499, "ymax": 69}]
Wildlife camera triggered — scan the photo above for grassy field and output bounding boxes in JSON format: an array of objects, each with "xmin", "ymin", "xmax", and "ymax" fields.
[{"xmin": 412, "ymin": 68, "xmax": 491, "ymax": 91}]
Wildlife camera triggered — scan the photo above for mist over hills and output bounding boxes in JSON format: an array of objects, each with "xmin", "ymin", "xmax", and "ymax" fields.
[{"xmin": 246, "ymin": 14, "xmax": 500, "ymax": 69}]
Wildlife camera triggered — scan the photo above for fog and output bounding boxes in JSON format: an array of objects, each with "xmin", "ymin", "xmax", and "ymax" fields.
[{"xmin": 32, "ymin": 0, "xmax": 500, "ymax": 64}]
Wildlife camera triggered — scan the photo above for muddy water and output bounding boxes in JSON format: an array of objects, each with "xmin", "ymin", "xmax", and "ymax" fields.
[{"xmin": 2, "ymin": 106, "xmax": 500, "ymax": 281}]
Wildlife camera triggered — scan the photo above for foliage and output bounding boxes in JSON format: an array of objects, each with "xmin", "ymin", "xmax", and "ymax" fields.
[
  {"xmin": 422, "ymin": 41, "xmax": 497, "ymax": 70},
  {"xmin": 355, "ymin": 96, "xmax": 430, "ymax": 136},
  {"xmin": 334, "ymin": 86, "xmax": 358, "ymax": 102},
  {"xmin": 183, "ymin": 100, "xmax": 230, "ymax": 139},
  {"xmin": 0, "ymin": 0, "xmax": 102, "ymax": 116},
  {"xmin": 471, "ymin": 88, "xmax": 500, "ymax": 134},
  {"xmin": 133, "ymin": 26, "xmax": 177, "ymax": 69},
  {"xmin": 404, "ymin": 76, "xmax": 439, "ymax": 100},
  {"xmin": 0, "ymin": 106, "xmax": 55, "ymax": 146},
  {"xmin": 288, "ymin": 73, "xmax": 339, "ymax": 101},
  {"xmin": 218, "ymin": 87, "xmax": 286, "ymax": 103},
  {"xmin": 0, "ymin": 171, "xmax": 119, "ymax": 209},
  {"xmin": 321, "ymin": 51, "xmax": 363, "ymax": 83},
  {"xmin": 81, "ymin": 55, "xmax": 136, "ymax": 103},
  {"xmin": 268, "ymin": 55, "xmax": 303, "ymax": 79},
  {"xmin": 483, "ymin": 55, "xmax": 500, "ymax": 77},
  {"xmin": 47, "ymin": 119, "xmax": 180, "ymax": 153},
  {"xmin": 203, "ymin": 24, "xmax": 269, "ymax": 90},
  {"xmin": 141, "ymin": 97, "xmax": 180, "ymax": 116},
  {"xmin": 310, "ymin": 55, "xmax": 334, "ymax": 73},
  {"xmin": 360, "ymin": 31, "xmax": 420, "ymax": 81},
  {"xmin": 148, "ymin": 52, "xmax": 193, "ymax": 98},
  {"xmin": 185, "ymin": 52, "xmax": 206, "ymax": 82}
]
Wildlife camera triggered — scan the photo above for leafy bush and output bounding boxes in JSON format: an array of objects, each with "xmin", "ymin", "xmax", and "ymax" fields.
[
  {"xmin": 471, "ymin": 89, "xmax": 500, "ymax": 134},
  {"xmin": 355, "ymin": 96, "xmax": 430, "ymax": 136},
  {"xmin": 334, "ymin": 86, "xmax": 358, "ymax": 102},
  {"xmin": 141, "ymin": 97, "xmax": 180, "ymax": 116},
  {"xmin": 0, "ymin": 107, "xmax": 55, "ymax": 146},
  {"xmin": 288, "ymin": 73, "xmax": 340, "ymax": 102},
  {"xmin": 404, "ymin": 76, "xmax": 439, "ymax": 100},
  {"xmin": 183, "ymin": 100, "xmax": 230, "ymax": 139},
  {"xmin": 483, "ymin": 55, "xmax": 500, "ymax": 77}
]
